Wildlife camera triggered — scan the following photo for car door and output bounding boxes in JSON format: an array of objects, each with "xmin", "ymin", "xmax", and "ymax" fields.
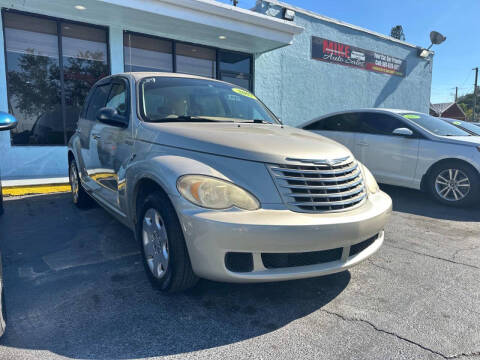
[
  {"xmin": 95, "ymin": 77, "xmax": 133, "ymax": 211},
  {"xmin": 304, "ymin": 113, "xmax": 360, "ymax": 157},
  {"xmin": 77, "ymin": 80, "xmax": 111, "ymax": 193},
  {"xmin": 354, "ymin": 112, "xmax": 420, "ymax": 187}
]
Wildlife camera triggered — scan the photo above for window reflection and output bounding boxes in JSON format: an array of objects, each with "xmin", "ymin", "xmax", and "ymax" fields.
[
  {"xmin": 122, "ymin": 32, "xmax": 253, "ymax": 90},
  {"xmin": 3, "ymin": 11, "xmax": 109, "ymax": 145},
  {"xmin": 176, "ymin": 43, "xmax": 216, "ymax": 78},
  {"xmin": 62, "ymin": 23, "xmax": 108, "ymax": 142},
  {"xmin": 4, "ymin": 12, "xmax": 62, "ymax": 145},
  {"xmin": 124, "ymin": 33, "xmax": 173, "ymax": 72}
]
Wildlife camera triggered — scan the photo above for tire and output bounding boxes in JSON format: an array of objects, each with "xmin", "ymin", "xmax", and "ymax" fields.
[
  {"xmin": 136, "ymin": 191, "xmax": 198, "ymax": 292},
  {"xmin": 0, "ymin": 286, "xmax": 5, "ymax": 337},
  {"xmin": 428, "ymin": 161, "xmax": 480, "ymax": 207},
  {"xmin": 69, "ymin": 160, "xmax": 91, "ymax": 209}
]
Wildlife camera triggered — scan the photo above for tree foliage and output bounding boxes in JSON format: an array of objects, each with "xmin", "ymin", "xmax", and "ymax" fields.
[{"xmin": 457, "ymin": 88, "xmax": 480, "ymax": 121}]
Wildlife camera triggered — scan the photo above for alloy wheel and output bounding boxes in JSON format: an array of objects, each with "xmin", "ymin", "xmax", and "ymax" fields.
[
  {"xmin": 142, "ymin": 208, "xmax": 169, "ymax": 279},
  {"xmin": 70, "ymin": 162, "xmax": 79, "ymax": 203},
  {"xmin": 434, "ymin": 168, "xmax": 470, "ymax": 202}
]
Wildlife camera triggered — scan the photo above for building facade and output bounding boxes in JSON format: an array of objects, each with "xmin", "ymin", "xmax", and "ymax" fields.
[
  {"xmin": 254, "ymin": 0, "xmax": 433, "ymax": 126},
  {"xmin": 0, "ymin": 0, "xmax": 433, "ymax": 181}
]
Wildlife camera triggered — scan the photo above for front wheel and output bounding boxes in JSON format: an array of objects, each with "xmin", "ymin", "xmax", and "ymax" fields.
[
  {"xmin": 136, "ymin": 191, "xmax": 198, "ymax": 292},
  {"xmin": 69, "ymin": 160, "xmax": 91, "ymax": 208},
  {"xmin": 428, "ymin": 162, "xmax": 480, "ymax": 206}
]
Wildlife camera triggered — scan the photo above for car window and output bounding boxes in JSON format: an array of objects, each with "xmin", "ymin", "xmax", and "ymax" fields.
[
  {"xmin": 358, "ymin": 113, "xmax": 407, "ymax": 135},
  {"xmin": 139, "ymin": 77, "xmax": 279, "ymax": 123},
  {"xmin": 322, "ymin": 114, "xmax": 360, "ymax": 132},
  {"xmin": 442, "ymin": 118, "xmax": 480, "ymax": 136},
  {"xmin": 86, "ymin": 84, "xmax": 111, "ymax": 121},
  {"xmin": 106, "ymin": 80, "xmax": 128, "ymax": 119},
  {"xmin": 401, "ymin": 113, "xmax": 471, "ymax": 136}
]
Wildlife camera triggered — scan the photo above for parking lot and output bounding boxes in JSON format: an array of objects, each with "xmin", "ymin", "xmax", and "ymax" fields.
[{"xmin": 0, "ymin": 185, "xmax": 479, "ymax": 360}]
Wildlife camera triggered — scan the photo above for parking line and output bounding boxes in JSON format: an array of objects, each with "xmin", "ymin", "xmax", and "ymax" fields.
[{"xmin": 2, "ymin": 184, "xmax": 71, "ymax": 196}]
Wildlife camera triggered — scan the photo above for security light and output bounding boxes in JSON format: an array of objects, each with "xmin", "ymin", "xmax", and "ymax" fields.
[
  {"xmin": 74, "ymin": 5, "xmax": 86, "ymax": 10},
  {"xmin": 418, "ymin": 30, "xmax": 446, "ymax": 59},
  {"xmin": 418, "ymin": 49, "xmax": 430, "ymax": 58},
  {"xmin": 429, "ymin": 31, "xmax": 446, "ymax": 47},
  {"xmin": 283, "ymin": 8, "xmax": 295, "ymax": 21}
]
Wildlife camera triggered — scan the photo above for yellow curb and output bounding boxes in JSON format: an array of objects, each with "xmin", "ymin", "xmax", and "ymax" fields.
[{"xmin": 2, "ymin": 184, "xmax": 71, "ymax": 196}]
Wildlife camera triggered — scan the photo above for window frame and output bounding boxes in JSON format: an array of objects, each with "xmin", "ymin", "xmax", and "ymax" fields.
[
  {"xmin": 85, "ymin": 80, "xmax": 111, "ymax": 122},
  {"xmin": 308, "ymin": 113, "xmax": 361, "ymax": 133},
  {"xmin": 1, "ymin": 8, "xmax": 110, "ymax": 146},
  {"xmin": 123, "ymin": 30, "xmax": 254, "ymax": 91},
  {"xmin": 105, "ymin": 75, "xmax": 131, "ymax": 126}
]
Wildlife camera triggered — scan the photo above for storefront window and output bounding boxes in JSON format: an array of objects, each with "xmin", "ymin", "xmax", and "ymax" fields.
[
  {"xmin": 176, "ymin": 43, "xmax": 216, "ymax": 78},
  {"xmin": 62, "ymin": 23, "xmax": 108, "ymax": 143},
  {"xmin": 124, "ymin": 33, "xmax": 173, "ymax": 72},
  {"xmin": 219, "ymin": 51, "xmax": 251, "ymax": 73},
  {"xmin": 3, "ymin": 11, "xmax": 109, "ymax": 145},
  {"xmin": 219, "ymin": 50, "xmax": 252, "ymax": 90},
  {"xmin": 4, "ymin": 12, "xmax": 62, "ymax": 145},
  {"xmin": 123, "ymin": 32, "xmax": 253, "ymax": 89}
]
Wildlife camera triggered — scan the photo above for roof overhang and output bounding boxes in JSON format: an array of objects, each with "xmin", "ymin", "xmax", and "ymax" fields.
[{"xmin": 0, "ymin": 0, "xmax": 303, "ymax": 53}]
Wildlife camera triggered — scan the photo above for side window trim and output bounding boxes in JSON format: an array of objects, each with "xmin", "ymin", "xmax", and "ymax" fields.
[
  {"xmin": 86, "ymin": 82, "xmax": 111, "ymax": 121},
  {"xmin": 105, "ymin": 76, "xmax": 131, "ymax": 125}
]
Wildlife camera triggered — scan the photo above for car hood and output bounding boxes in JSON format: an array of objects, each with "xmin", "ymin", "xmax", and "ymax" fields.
[
  {"xmin": 138, "ymin": 122, "xmax": 353, "ymax": 164},
  {"xmin": 437, "ymin": 135, "xmax": 480, "ymax": 145}
]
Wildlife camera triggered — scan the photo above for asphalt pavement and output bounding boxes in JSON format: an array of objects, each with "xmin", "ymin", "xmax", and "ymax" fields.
[{"xmin": 0, "ymin": 185, "xmax": 479, "ymax": 360}]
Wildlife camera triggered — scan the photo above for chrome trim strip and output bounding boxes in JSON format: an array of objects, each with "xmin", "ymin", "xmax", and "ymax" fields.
[
  {"xmin": 288, "ymin": 192, "xmax": 366, "ymax": 207},
  {"xmin": 280, "ymin": 178, "xmax": 363, "ymax": 190},
  {"xmin": 275, "ymin": 168, "xmax": 361, "ymax": 182},
  {"xmin": 270, "ymin": 162, "xmax": 358, "ymax": 175},
  {"xmin": 285, "ymin": 184, "xmax": 364, "ymax": 199},
  {"xmin": 285, "ymin": 156, "xmax": 351, "ymax": 166}
]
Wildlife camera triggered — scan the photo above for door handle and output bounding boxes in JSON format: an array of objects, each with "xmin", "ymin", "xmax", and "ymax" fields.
[
  {"xmin": 357, "ymin": 141, "xmax": 369, "ymax": 147},
  {"xmin": 92, "ymin": 134, "xmax": 101, "ymax": 140}
]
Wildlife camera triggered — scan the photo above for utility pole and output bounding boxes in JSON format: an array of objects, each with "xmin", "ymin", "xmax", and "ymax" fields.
[
  {"xmin": 473, "ymin": 67, "xmax": 478, "ymax": 121},
  {"xmin": 455, "ymin": 86, "xmax": 458, "ymax": 102}
]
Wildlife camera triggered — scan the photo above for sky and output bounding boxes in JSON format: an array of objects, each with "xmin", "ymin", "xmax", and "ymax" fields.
[{"xmin": 216, "ymin": 0, "xmax": 480, "ymax": 104}]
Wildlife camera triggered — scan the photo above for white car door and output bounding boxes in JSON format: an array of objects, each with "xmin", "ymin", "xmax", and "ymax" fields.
[
  {"xmin": 305, "ymin": 114, "xmax": 359, "ymax": 158},
  {"xmin": 354, "ymin": 112, "xmax": 420, "ymax": 187}
]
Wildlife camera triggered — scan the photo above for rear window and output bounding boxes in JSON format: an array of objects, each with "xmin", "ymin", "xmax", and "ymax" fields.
[
  {"xmin": 442, "ymin": 118, "xmax": 480, "ymax": 135},
  {"xmin": 401, "ymin": 113, "xmax": 471, "ymax": 136}
]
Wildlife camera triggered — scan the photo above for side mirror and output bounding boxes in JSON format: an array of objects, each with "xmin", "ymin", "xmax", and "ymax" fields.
[
  {"xmin": 0, "ymin": 111, "xmax": 18, "ymax": 131},
  {"xmin": 96, "ymin": 107, "xmax": 127, "ymax": 128},
  {"xmin": 392, "ymin": 127, "xmax": 413, "ymax": 137}
]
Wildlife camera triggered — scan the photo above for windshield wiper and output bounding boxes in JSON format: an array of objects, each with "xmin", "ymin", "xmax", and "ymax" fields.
[
  {"xmin": 235, "ymin": 119, "xmax": 272, "ymax": 124},
  {"xmin": 148, "ymin": 116, "xmax": 230, "ymax": 123}
]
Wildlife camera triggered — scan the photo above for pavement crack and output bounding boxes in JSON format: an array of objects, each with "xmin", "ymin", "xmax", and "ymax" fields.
[
  {"xmin": 320, "ymin": 309, "xmax": 449, "ymax": 359},
  {"xmin": 446, "ymin": 351, "xmax": 480, "ymax": 359},
  {"xmin": 386, "ymin": 244, "xmax": 480, "ymax": 271}
]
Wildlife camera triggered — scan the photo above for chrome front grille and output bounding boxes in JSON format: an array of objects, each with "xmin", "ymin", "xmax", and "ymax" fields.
[{"xmin": 268, "ymin": 157, "xmax": 366, "ymax": 213}]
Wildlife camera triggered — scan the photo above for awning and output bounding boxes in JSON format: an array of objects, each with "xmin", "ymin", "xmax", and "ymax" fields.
[{"xmin": 1, "ymin": 0, "xmax": 304, "ymax": 53}]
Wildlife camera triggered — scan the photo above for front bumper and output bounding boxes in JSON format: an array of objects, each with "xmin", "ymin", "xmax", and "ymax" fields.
[{"xmin": 175, "ymin": 191, "xmax": 392, "ymax": 282}]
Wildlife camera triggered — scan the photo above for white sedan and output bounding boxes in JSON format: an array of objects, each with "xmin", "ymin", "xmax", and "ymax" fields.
[{"xmin": 301, "ymin": 109, "xmax": 480, "ymax": 206}]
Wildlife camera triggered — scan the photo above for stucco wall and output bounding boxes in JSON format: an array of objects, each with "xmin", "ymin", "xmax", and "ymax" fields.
[{"xmin": 253, "ymin": 2, "xmax": 433, "ymax": 127}]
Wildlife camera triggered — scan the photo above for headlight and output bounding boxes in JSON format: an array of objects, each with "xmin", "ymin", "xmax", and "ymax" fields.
[
  {"xmin": 177, "ymin": 175, "xmax": 260, "ymax": 210},
  {"xmin": 360, "ymin": 164, "xmax": 379, "ymax": 194}
]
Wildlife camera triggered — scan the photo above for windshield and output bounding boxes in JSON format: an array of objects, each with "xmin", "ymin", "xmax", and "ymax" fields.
[
  {"xmin": 441, "ymin": 118, "xmax": 480, "ymax": 136},
  {"xmin": 400, "ymin": 113, "xmax": 471, "ymax": 136},
  {"xmin": 139, "ymin": 77, "xmax": 279, "ymax": 124}
]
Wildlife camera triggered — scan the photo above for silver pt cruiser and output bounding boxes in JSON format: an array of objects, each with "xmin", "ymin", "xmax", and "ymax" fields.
[{"xmin": 68, "ymin": 73, "xmax": 392, "ymax": 292}]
